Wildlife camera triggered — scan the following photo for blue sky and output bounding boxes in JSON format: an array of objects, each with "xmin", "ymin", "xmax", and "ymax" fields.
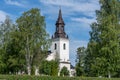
[{"xmin": 0, "ymin": 0, "xmax": 100, "ymax": 65}]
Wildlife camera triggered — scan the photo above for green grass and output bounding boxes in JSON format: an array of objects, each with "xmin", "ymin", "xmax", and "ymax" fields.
[{"xmin": 0, "ymin": 75, "xmax": 120, "ymax": 80}]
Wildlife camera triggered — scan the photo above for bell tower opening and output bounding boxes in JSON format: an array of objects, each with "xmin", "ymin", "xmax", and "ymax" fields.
[
  {"xmin": 63, "ymin": 43, "xmax": 66, "ymax": 50},
  {"xmin": 55, "ymin": 43, "xmax": 57, "ymax": 50}
]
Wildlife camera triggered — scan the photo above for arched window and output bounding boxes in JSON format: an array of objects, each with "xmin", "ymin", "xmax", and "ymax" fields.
[
  {"xmin": 55, "ymin": 43, "xmax": 57, "ymax": 50},
  {"xmin": 63, "ymin": 43, "xmax": 66, "ymax": 50}
]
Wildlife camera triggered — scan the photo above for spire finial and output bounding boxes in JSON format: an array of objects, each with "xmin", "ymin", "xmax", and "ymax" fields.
[
  {"xmin": 58, "ymin": 7, "xmax": 62, "ymax": 19},
  {"xmin": 56, "ymin": 7, "xmax": 64, "ymax": 25}
]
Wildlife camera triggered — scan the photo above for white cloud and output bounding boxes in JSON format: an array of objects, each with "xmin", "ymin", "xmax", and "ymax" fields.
[
  {"xmin": 39, "ymin": 0, "xmax": 100, "ymax": 17},
  {"xmin": 71, "ymin": 17, "xmax": 96, "ymax": 24},
  {"xmin": 4, "ymin": 0, "xmax": 24, "ymax": 7},
  {"xmin": 0, "ymin": 10, "xmax": 8, "ymax": 23},
  {"xmin": 39, "ymin": 0, "xmax": 73, "ymax": 7}
]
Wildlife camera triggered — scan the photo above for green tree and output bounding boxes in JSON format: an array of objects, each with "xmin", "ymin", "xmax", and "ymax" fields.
[
  {"xmin": 0, "ymin": 48, "xmax": 6, "ymax": 73},
  {"xmin": 40, "ymin": 60, "xmax": 58, "ymax": 76},
  {"xmin": 16, "ymin": 8, "xmax": 50, "ymax": 75},
  {"xmin": 50, "ymin": 60, "xmax": 59, "ymax": 76},
  {"xmin": 84, "ymin": 23, "xmax": 100, "ymax": 77},
  {"xmin": 60, "ymin": 66, "xmax": 69, "ymax": 76},
  {"xmin": 97, "ymin": 0, "xmax": 120, "ymax": 78},
  {"xmin": 76, "ymin": 47, "xmax": 86, "ymax": 76},
  {"xmin": 5, "ymin": 29, "xmax": 26, "ymax": 74},
  {"xmin": 0, "ymin": 16, "xmax": 13, "ymax": 46},
  {"xmin": 85, "ymin": 0, "xmax": 120, "ymax": 78},
  {"xmin": 40, "ymin": 60, "xmax": 51, "ymax": 75},
  {"xmin": 0, "ymin": 16, "xmax": 15, "ymax": 74}
]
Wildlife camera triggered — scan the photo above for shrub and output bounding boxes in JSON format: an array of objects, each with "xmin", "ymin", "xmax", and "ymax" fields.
[{"xmin": 60, "ymin": 66, "xmax": 69, "ymax": 76}]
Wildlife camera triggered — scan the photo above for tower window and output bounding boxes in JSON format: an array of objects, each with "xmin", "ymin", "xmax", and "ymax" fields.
[
  {"xmin": 60, "ymin": 26, "xmax": 63, "ymax": 31},
  {"xmin": 63, "ymin": 43, "xmax": 66, "ymax": 50},
  {"xmin": 55, "ymin": 43, "xmax": 57, "ymax": 50}
]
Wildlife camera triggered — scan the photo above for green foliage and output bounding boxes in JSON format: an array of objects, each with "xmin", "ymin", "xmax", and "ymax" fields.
[
  {"xmin": 84, "ymin": 23, "xmax": 100, "ymax": 77},
  {"xmin": 16, "ymin": 8, "xmax": 50, "ymax": 75},
  {"xmin": 60, "ymin": 66, "xmax": 69, "ymax": 76},
  {"xmin": 0, "ymin": 75, "xmax": 120, "ymax": 80},
  {"xmin": 5, "ymin": 30, "xmax": 26, "ymax": 74},
  {"xmin": 76, "ymin": 63, "xmax": 84, "ymax": 76},
  {"xmin": 76, "ymin": 47, "xmax": 86, "ymax": 76},
  {"xmin": 0, "ymin": 8, "xmax": 50, "ymax": 75},
  {"xmin": 40, "ymin": 60, "xmax": 59, "ymax": 76},
  {"xmin": 0, "ymin": 16, "xmax": 18, "ymax": 74},
  {"xmin": 0, "ymin": 48, "xmax": 6, "ymax": 73},
  {"xmin": 85, "ymin": 0, "xmax": 120, "ymax": 77}
]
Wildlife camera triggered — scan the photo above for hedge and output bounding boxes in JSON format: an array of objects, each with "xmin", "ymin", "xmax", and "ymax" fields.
[{"xmin": 0, "ymin": 75, "xmax": 120, "ymax": 80}]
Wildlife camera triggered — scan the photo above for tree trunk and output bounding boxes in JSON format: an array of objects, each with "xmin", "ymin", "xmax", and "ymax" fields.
[
  {"xmin": 35, "ymin": 66, "xmax": 39, "ymax": 75},
  {"xmin": 108, "ymin": 71, "xmax": 111, "ymax": 78},
  {"xmin": 26, "ymin": 36, "xmax": 31, "ymax": 75},
  {"xmin": 27, "ymin": 66, "xmax": 31, "ymax": 75}
]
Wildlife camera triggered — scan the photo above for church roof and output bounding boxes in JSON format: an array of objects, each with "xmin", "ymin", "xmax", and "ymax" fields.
[
  {"xmin": 56, "ymin": 9, "xmax": 65, "ymax": 25},
  {"xmin": 52, "ymin": 8, "xmax": 68, "ymax": 39}
]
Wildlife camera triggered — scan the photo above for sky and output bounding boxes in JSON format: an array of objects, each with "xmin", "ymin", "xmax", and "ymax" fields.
[{"xmin": 0, "ymin": 0, "xmax": 100, "ymax": 66}]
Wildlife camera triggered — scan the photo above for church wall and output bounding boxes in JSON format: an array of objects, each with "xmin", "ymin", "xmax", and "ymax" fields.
[
  {"xmin": 59, "ymin": 63, "xmax": 70, "ymax": 71},
  {"xmin": 59, "ymin": 38, "xmax": 69, "ymax": 62},
  {"xmin": 51, "ymin": 38, "xmax": 69, "ymax": 62},
  {"xmin": 51, "ymin": 38, "xmax": 60, "ymax": 59}
]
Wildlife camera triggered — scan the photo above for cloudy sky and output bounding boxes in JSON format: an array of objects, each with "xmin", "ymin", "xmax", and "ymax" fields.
[{"xmin": 0, "ymin": 0, "xmax": 100, "ymax": 65}]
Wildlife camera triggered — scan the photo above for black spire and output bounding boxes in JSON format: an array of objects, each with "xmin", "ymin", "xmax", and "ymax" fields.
[
  {"xmin": 56, "ymin": 8, "xmax": 65, "ymax": 25},
  {"xmin": 52, "ymin": 8, "xmax": 68, "ymax": 39}
]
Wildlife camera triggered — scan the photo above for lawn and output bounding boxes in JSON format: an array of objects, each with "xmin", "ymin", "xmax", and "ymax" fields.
[{"xmin": 0, "ymin": 75, "xmax": 120, "ymax": 80}]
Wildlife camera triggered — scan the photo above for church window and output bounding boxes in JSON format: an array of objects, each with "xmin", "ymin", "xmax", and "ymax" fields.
[
  {"xmin": 63, "ymin": 43, "xmax": 66, "ymax": 50},
  {"xmin": 55, "ymin": 43, "xmax": 57, "ymax": 50}
]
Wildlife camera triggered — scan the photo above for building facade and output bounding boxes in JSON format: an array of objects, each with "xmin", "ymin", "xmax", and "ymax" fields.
[{"xmin": 46, "ymin": 9, "xmax": 75, "ymax": 76}]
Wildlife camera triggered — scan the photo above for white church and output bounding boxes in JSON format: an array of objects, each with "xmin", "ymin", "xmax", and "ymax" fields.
[{"xmin": 46, "ymin": 9, "xmax": 75, "ymax": 76}]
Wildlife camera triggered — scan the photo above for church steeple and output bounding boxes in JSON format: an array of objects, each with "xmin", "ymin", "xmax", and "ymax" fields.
[
  {"xmin": 52, "ymin": 8, "xmax": 68, "ymax": 39},
  {"xmin": 50, "ymin": 8, "xmax": 71, "ymax": 76},
  {"xmin": 56, "ymin": 8, "xmax": 65, "ymax": 26}
]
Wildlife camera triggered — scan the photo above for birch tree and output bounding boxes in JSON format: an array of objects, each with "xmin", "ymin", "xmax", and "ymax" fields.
[{"xmin": 16, "ymin": 8, "xmax": 50, "ymax": 75}]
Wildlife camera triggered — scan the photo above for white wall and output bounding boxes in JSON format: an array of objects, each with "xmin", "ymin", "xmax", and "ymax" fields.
[
  {"xmin": 46, "ymin": 52, "xmax": 56, "ymax": 61},
  {"xmin": 51, "ymin": 38, "xmax": 71, "ymax": 76},
  {"xmin": 59, "ymin": 38, "xmax": 69, "ymax": 62},
  {"xmin": 51, "ymin": 38, "xmax": 69, "ymax": 62},
  {"xmin": 59, "ymin": 62, "xmax": 70, "ymax": 71}
]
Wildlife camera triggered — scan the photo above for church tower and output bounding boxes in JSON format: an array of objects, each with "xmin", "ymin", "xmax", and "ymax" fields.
[{"xmin": 51, "ymin": 8, "xmax": 70, "ymax": 75}]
